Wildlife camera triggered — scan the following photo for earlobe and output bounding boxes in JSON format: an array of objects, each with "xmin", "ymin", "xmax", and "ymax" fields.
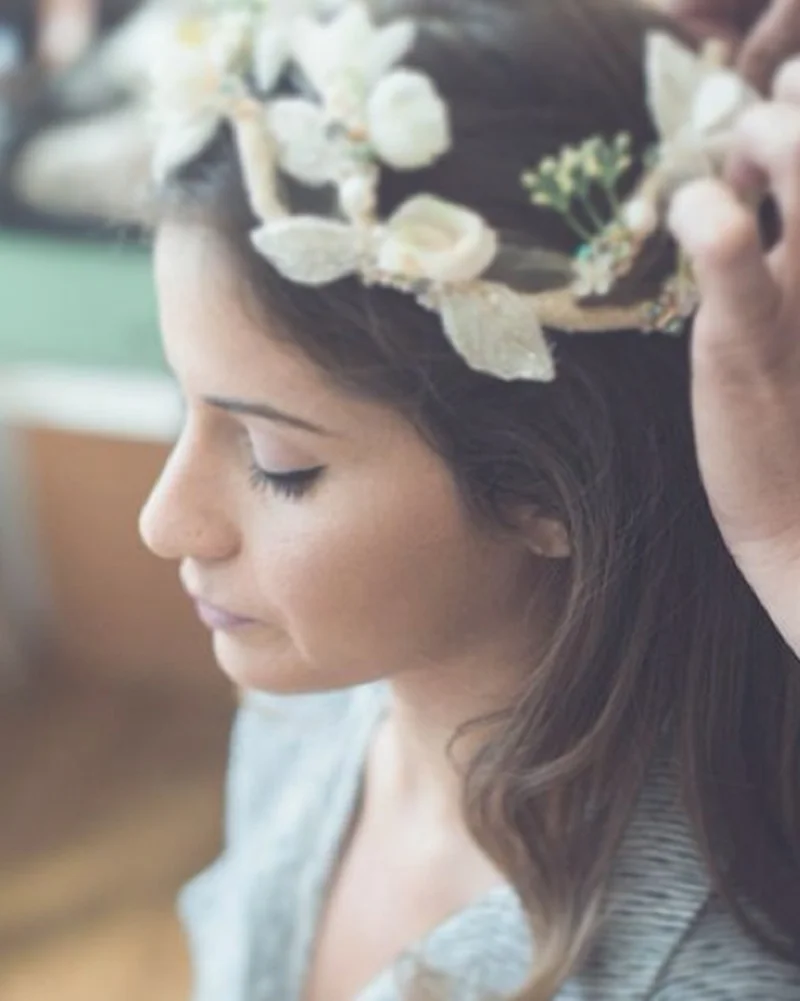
[{"xmin": 526, "ymin": 516, "xmax": 572, "ymax": 560}]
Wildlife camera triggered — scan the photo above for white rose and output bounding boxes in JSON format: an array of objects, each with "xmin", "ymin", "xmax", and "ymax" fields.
[
  {"xmin": 378, "ymin": 195, "xmax": 498, "ymax": 284},
  {"xmin": 367, "ymin": 69, "xmax": 452, "ymax": 170}
]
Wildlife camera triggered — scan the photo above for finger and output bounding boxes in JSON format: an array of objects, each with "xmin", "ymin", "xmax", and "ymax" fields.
[
  {"xmin": 728, "ymin": 103, "xmax": 800, "ymax": 258},
  {"xmin": 674, "ymin": 15, "xmax": 744, "ymax": 46},
  {"xmin": 668, "ymin": 178, "xmax": 783, "ymax": 370},
  {"xmin": 658, "ymin": 0, "xmax": 763, "ymax": 32},
  {"xmin": 655, "ymin": 0, "xmax": 745, "ymax": 46},
  {"xmin": 772, "ymin": 54, "xmax": 800, "ymax": 100},
  {"xmin": 738, "ymin": 0, "xmax": 800, "ymax": 92}
]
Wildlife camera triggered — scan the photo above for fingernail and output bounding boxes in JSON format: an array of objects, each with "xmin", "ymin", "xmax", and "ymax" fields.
[
  {"xmin": 668, "ymin": 179, "xmax": 737, "ymax": 253},
  {"xmin": 667, "ymin": 182, "xmax": 707, "ymax": 246}
]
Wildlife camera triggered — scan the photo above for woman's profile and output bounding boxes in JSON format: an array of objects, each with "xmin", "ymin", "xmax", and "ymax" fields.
[{"xmin": 138, "ymin": 0, "xmax": 800, "ymax": 998}]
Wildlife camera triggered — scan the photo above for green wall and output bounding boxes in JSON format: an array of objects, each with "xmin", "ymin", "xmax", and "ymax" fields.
[{"xmin": 0, "ymin": 233, "xmax": 164, "ymax": 374}]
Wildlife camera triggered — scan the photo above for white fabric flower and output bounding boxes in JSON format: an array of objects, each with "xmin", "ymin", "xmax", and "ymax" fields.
[
  {"xmin": 149, "ymin": 13, "xmax": 250, "ymax": 181},
  {"xmin": 378, "ymin": 195, "xmax": 498, "ymax": 285},
  {"xmin": 645, "ymin": 32, "xmax": 758, "ymax": 148},
  {"xmin": 291, "ymin": 1, "xmax": 416, "ymax": 96},
  {"xmin": 572, "ymin": 251, "xmax": 617, "ymax": 299},
  {"xmin": 645, "ymin": 32, "xmax": 710, "ymax": 142},
  {"xmin": 636, "ymin": 31, "xmax": 759, "ymax": 233},
  {"xmin": 150, "ymin": 1, "xmax": 322, "ymax": 182},
  {"xmin": 252, "ymin": 23, "xmax": 291, "ymax": 93},
  {"xmin": 691, "ymin": 70, "xmax": 752, "ymax": 135},
  {"xmin": 249, "ymin": 0, "xmax": 324, "ymax": 93},
  {"xmin": 266, "ymin": 98, "xmax": 340, "ymax": 186},
  {"xmin": 152, "ymin": 108, "xmax": 223, "ymax": 184},
  {"xmin": 438, "ymin": 285, "xmax": 555, "ymax": 382},
  {"xmin": 251, "ymin": 216, "xmax": 364, "ymax": 284},
  {"xmin": 367, "ymin": 70, "xmax": 451, "ymax": 170}
]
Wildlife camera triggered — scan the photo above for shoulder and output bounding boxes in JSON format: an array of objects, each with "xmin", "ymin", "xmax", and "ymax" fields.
[
  {"xmin": 652, "ymin": 897, "xmax": 800, "ymax": 999},
  {"xmin": 580, "ymin": 760, "xmax": 800, "ymax": 1000},
  {"xmin": 223, "ymin": 682, "xmax": 385, "ymax": 847}
]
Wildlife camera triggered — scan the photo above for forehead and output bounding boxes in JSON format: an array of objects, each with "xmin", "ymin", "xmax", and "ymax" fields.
[
  {"xmin": 154, "ymin": 223, "xmax": 413, "ymax": 447},
  {"xmin": 154, "ymin": 222, "xmax": 469, "ymax": 517},
  {"xmin": 155, "ymin": 224, "xmax": 335, "ymax": 404},
  {"xmin": 154, "ymin": 222, "xmax": 456, "ymax": 488}
]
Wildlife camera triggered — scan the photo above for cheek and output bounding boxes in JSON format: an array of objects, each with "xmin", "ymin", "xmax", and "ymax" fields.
[{"xmin": 244, "ymin": 466, "xmax": 514, "ymax": 671}]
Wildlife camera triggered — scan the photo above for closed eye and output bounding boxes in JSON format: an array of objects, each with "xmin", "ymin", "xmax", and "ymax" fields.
[{"xmin": 248, "ymin": 464, "xmax": 325, "ymax": 500}]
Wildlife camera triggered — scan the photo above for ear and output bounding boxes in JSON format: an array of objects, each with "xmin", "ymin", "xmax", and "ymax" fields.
[{"xmin": 516, "ymin": 511, "xmax": 572, "ymax": 560}]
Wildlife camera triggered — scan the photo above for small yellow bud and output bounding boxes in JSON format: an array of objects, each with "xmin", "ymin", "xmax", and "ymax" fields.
[
  {"xmin": 177, "ymin": 16, "xmax": 210, "ymax": 47},
  {"xmin": 562, "ymin": 147, "xmax": 580, "ymax": 172}
]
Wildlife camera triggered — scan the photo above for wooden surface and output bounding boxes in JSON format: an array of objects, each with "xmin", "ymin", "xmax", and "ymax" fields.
[
  {"xmin": 0, "ymin": 674, "xmax": 235, "ymax": 1001},
  {"xmin": 19, "ymin": 426, "xmax": 229, "ymax": 697}
]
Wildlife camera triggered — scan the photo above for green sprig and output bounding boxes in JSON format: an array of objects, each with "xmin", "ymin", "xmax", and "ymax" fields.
[{"xmin": 522, "ymin": 132, "xmax": 634, "ymax": 241}]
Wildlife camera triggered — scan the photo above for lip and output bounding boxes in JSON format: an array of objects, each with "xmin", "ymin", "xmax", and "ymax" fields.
[{"xmin": 192, "ymin": 598, "xmax": 257, "ymax": 632}]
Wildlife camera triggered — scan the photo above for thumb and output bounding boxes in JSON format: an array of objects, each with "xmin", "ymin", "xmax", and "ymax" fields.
[{"xmin": 668, "ymin": 178, "xmax": 783, "ymax": 373}]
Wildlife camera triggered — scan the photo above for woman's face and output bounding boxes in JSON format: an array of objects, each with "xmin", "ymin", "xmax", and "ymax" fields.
[{"xmin": 141, "ymin": 224, "xmax": 547, "ymax": 695}]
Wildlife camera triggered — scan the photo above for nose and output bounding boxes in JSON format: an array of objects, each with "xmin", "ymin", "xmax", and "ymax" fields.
[{"xmin": 139, "ymin": 431, "xmax": 240, "ymax": 565}]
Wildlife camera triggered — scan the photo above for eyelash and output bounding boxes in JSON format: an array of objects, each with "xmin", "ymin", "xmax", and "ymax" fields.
[{"xmin": 247, "ymin": 462, "xmax": 324, "ymax": 500}]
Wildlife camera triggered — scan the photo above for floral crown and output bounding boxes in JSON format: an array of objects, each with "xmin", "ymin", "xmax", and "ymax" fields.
[{"xmin": 149, "ymin": 0, "xmax": 758, "ymax": 382}]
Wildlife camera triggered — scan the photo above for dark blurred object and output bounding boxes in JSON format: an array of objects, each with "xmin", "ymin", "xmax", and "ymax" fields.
[
  {"xmin": 0, "ymin": 0, "xmax": 140, "ymax": 55},
  {"xmin": 0, "ymin": 0, "xmax": 167, "ymax": 238}
]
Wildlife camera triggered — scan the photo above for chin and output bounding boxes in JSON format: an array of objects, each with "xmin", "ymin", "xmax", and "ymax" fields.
[{"xmin": 210, "ymin": 631, "xmax": 381, "ymax": 696}]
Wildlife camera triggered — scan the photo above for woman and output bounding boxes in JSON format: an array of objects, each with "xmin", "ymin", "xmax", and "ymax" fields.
[{"xmin": 139, "ymin": 0, "xmax": 800, "ymax": 998}]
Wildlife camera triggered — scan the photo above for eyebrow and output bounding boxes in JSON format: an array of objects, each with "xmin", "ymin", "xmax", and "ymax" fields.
[{"xmin": 204, "ymin": 396, "xmax": 337, "ymax": 437}]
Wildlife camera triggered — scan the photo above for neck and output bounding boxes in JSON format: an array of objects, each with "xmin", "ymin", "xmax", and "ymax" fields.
[
  {"xmin": 361, "ymin": 566, "xmax": 561, "ymax": 839},
  {"xmin": 370, "ymin": 645, "xmax": 528, "ymax": 828}
]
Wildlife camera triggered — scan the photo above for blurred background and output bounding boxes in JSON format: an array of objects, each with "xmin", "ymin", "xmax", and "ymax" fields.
[{"xmin": 0, "ymin": 3, "xmax": 236, "ymax": 999}]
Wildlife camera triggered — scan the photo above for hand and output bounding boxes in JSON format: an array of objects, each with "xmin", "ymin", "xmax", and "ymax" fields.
[
  {"xmin": 663, "ymin": 0, "xmax": 800, "ymax": 90},
  {"xmin": 668, "ymin": 58, "xmax": 800, "ymax": 656}
]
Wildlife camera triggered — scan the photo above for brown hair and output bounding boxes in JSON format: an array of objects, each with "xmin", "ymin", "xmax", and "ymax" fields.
[{"xmin": 158, "ymin": 0, "xmax": 800, "ymax": 996}]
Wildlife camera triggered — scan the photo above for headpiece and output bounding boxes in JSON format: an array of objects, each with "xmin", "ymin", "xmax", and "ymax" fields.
[{"xmin": 149, "ymin": 0, "xmax": 758, "ymax": 381}]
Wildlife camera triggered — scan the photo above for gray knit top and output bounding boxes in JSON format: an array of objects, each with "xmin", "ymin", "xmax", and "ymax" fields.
[{"xmin": 178, "ymin": 683, "xmax": 800, "ymax": 1000}]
